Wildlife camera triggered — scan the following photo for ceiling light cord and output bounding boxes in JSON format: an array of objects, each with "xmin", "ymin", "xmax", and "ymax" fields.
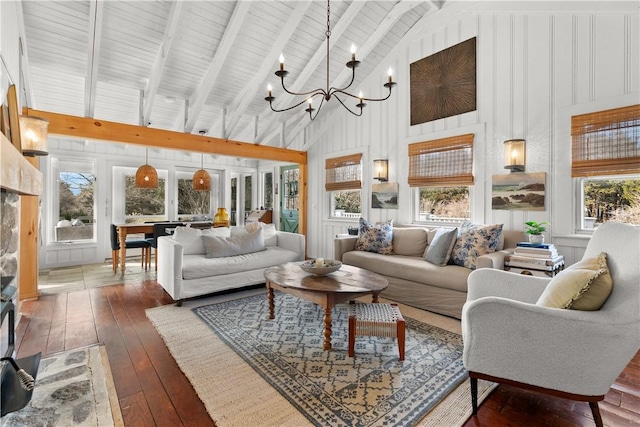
[{"xmin": 265, "ymin": 0, "xmax": 396, "ymax": 120}]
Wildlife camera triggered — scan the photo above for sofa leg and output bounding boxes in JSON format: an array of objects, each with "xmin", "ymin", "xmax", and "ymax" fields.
[
  {"xmin": 470, "ymin": 376, "xmax": 478, "ymax": 415},
  {"xmin": 176, "ymin": 300, "xmax": 183, "ymax": 307}
]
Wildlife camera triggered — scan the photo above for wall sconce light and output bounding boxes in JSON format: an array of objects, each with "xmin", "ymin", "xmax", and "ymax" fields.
[
  {"xmin": 373, "ymin": 159, "xmax": 389, "ymax": 182},
  {"xmin": 19, "ymin": 115, "xmax": 49, "ymax": 156},
  {"xmin": 135, "ymin": 147, "xmax": 158, "ymax": 188},
  {"xmin": 504, "ymin": 139, "xmax": 525, "ymax": 172}
]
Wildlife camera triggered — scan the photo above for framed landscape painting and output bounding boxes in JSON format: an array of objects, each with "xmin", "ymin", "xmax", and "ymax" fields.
[
  {"xmin": 372, "ymin": 182, "xmax": 399, "ymax": 209},
  {"xmin": 492, "ymin": 173, "xmax": 546, "ymax": 211}
]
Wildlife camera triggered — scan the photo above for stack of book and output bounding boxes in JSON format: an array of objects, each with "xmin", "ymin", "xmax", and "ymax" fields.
[{"xmin": 512, "ymin": 242, "xmax": 559, "ymax": 259}]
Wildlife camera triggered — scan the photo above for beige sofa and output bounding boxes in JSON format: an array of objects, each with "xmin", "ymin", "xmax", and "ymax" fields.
[{"xmin": 334, "ymin": 226, "xmax": 524, "ymax": 319}]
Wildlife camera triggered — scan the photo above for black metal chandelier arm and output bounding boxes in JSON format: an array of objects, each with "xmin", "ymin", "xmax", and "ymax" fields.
[
  {"xmin": 332, "ymin": 86, "xmax": 394, "ymax": 102},
  {"xmin": 333, "ymin": 94, "xmax": 364, "ymax": 117},
  {"xmin": 267, "ymin": 92, "xmax": 324, "ymax": 113},
  {"xmin": 328, "ymin": 66, "xmax": 357, "ymax": 94},
  {"xmin": 279, "ymin": 77, "xmax": 327, "ymax": 98}
]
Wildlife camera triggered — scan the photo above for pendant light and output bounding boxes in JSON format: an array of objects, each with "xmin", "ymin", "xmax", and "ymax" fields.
[
  {"xmin": 193, "ymin": 153, "xmax": 211, "ymax": 191},
  {"xmin": 135, "ymin": 147, "xmax": 158, "ymax": 188}
]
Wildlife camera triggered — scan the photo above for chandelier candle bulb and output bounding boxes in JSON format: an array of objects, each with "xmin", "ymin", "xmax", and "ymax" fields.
[
  {"xmin": 351, "ymin": 44, "xmax": 356, "ymax": 61},
  {"xmin": 268, "ymin": 84, "xmax": 272, "ymax": 97},
  {"xmin": 279, "ymin": 53, "xmax": 284, "ymax": 71},
  {"xmin": 388, "ymin": 67, "xmax": 393, "ymax": 83}
]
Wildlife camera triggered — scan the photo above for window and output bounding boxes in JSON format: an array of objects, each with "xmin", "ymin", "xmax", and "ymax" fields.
[
  {"xmin": 51, "ymin": 158, "xmax": 96, "ymax": 242},
  {"xmin": 580, "ymin": 178, "xmax": 640, "ymax": 228},
  {"xmin": 325, "ymin": 153, "xmax": 362, "ymax": 218},
  {"xmin": 262, "ymin": 172, "xmax": 274, "ymax": 209},
  {"xmin": 121, "ymin": 168, "xmax": 168, "ymax": 222},
  {"xmin": 572, "ymin": 104, "xmax": 640, "ymax": 229},
  {"xmin": 177, "ymin": 171, "xmax": 211, "ymax": 220},
  {"xmin": 408, "ymin": 134, "xmax": 473, "ymax": 223}
]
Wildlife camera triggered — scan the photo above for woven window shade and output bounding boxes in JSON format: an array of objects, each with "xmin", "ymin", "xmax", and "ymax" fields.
[
  {"xmin": 408, "ymin": 134, "xmax": 474, "ymax": 187},
  {"xmin": 325, "ymin": 153, "xmax": 363, "ymax": 191},
  {"xmin": 571, "ymin": 104, "xmax": 640, "ymax": 178}
]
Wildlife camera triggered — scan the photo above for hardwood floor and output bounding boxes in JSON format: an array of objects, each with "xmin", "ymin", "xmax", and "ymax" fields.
[{"xmin": 15, "ymin": 279, "xmax": 640, "ymax": 427}]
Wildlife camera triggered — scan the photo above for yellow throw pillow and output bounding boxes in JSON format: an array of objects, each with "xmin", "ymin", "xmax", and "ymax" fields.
[
  {"xmin": 536, "ymin": 252, "xmax": 613, "ymax": 310},
  {"xmin": 569, "ymin": 252, "xmax": 613, "ymax": 311}
]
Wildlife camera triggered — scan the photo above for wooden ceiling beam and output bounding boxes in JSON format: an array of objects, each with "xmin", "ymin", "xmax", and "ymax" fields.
[
  {"xmin": 180, "ymin": 1, "xmax": 252, "ymax": 133},
  {"xmin": 85, "ymin": 0, "xmax": 104, "ymax": 118},
  {"xmin": 222, "ymin": 1, "xmax": 313, "ymax": 139},
  {"xmin": 25, "ymin": 109, "xmax": 307, "ymax": 164},
  {"xmin": 143, "ymin": 1, "xmax": 183, "ymax": 125}
]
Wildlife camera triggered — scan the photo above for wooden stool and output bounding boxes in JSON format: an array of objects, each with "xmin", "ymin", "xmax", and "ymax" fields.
[{"xmin": 348, "ymin": 302, "xmax": 405, "ymax": 361}]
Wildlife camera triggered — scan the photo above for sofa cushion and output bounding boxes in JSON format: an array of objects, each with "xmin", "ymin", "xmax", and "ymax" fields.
[
  {"xmin": 424, "ymin": 227, "xmax": 458, "ymax": 266},
  {"xmin": 451, "ymin": 223, "xmax": 504, "ymax": 269},
  {"xmin": 203, "ymin": 229, "xmax": 265, "ymax": 258},
  {"xmin": 393, "ymin": 228, "xmax": 429, "ymax": 256},
  {"xmin": 342, "ymin": 250, "xmax": 472, "ymax": 293},
  {"xmin": 536, "ymin": 252, "xmax": 613, "ymax": 310},
  {"xmin": 230, "ymin": 223, "xmax": 277, "ymax": 246},
  {"xmin": 355, "ymin": 218, "xmax": 394, "ymax": 255},
  {"xmin": 173, "ymin": 226, "xmax": 230, "ymax": 255},
  {"xmin": 182, "ymin": 246, "xmax": 299, "ymax": 280}
]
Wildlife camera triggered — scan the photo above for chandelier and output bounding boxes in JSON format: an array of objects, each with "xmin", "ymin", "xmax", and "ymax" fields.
[{"xmin": 265, "ymin": 0, "xmax": 396, "ymax": 120}]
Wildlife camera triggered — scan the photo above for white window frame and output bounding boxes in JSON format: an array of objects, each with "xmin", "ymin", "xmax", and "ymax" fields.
[
  {"xmin": 48, "ymin": 157, "xmax": 97, "ymax": 244},
  {"xmin": 325, "ymin": 150, "xmax": 365, "ymax": 220},
  {"xmin": 112, "ymin": 166, "xmax": 169, "ymax": 224},
  {"xmin": 412, "ymin": 185, "xmax": 472, "ymax": 226},
  {"xmin": 575, "ymin": 175, "xmax": 640, "ymax": 233}
]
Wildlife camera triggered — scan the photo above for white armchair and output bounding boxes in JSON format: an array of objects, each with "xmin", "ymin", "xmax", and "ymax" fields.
[{"xmin": 462, "ymin": 222, "xmax": 640, "ymax": 426}]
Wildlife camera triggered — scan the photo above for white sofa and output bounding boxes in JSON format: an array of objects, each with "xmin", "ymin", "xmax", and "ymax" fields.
[
  {"xmin": 335, "ymin": 226, "xmax": 524, "ymax": 319},
  {"xmin": 157, "ymin": 226, "xmax": 305, "ymax": 305}
]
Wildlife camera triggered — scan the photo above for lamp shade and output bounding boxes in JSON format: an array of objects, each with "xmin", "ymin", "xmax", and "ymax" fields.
[
  {"xmin": 504, "ymin": 139, "xmax": 525, "ymax": 172},
  {"xmin": 373, "ymin": 159, "xmax": 388, "ymax": 181},
  {"xmin": 135, "ymin": 164, "xmax": 158, "ymax": 188},
  {"xmin": 19, "ymin": 115, "xmax": 49, "ymax": 156},
  {"xmin": 193, "ymin": 169, "xmax": 211, "ymax": 191}
]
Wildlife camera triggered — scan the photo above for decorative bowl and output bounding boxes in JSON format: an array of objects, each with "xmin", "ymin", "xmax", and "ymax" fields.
[{"xmin": 299, "ymin": 259, "xmax": 342, "ymax": 276}]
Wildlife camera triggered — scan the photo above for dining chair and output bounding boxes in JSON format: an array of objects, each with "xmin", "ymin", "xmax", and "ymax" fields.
[{"xmin": 110, "ymin": 224, "xmax": 151, "ymax": 273}]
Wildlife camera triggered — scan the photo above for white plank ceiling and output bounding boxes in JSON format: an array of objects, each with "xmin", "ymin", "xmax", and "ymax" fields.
[{"xmin": 19, "ymin": 0, "xmax": 441, "ymax": 147}]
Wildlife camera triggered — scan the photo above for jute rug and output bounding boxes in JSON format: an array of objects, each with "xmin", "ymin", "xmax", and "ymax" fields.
[
  {"xmin": 1, "ymin": 345, "xmax": 123, "ymax": 426},
  {"xmin": 146, "ymin": 289, "xmax": 495, "ymax": 426}
]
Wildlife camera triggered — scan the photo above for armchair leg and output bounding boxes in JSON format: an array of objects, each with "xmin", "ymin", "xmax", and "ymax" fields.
[
  {"xmin": 589, "ymin": 401, "xmax": 603, "ymax": 427},
  {"xmin": 470, "ymin": 376, "xmax": 478, "ymax": 415}
]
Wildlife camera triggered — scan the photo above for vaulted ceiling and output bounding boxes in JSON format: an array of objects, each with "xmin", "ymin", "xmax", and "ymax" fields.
[{"xmin": 18, "ymin": 0, "xmax": 443, "ymax": 149}]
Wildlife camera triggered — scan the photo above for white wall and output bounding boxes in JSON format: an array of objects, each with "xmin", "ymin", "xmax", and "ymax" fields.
[{"xmin": 286, "ymin": 1, "xmax": 639, "ymax": 264}]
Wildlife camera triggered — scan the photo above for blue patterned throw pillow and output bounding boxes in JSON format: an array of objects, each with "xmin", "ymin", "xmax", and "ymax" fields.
[
  {"xmin": 355, "ymin": 218, "xmax": 394, "ymax": 255},
  {"xmin": 451, "ymin": 223, "xmax": 504, "ymax": 269}
]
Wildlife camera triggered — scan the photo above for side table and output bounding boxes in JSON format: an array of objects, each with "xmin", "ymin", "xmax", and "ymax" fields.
[{"xmin": 504, "ymin": 255, "xmax": 565, "ymax": 278}]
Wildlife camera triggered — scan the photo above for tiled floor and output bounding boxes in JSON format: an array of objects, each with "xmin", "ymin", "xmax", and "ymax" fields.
[{"xmin": 38, "ymin": 257, "xmax": 156, "ymax": 294}]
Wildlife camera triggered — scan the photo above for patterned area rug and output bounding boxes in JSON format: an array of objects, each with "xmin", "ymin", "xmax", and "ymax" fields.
[
  {"xmin": 201, "ymin": 293, "xmax": 462, "ymax": 426},
  {"xmin": 1, "ymin": 345, "xmax": 123, "ymax": 427},
  {"xmin": 146, "ymin": 289, "xmax": 495, "ymax": 427}
]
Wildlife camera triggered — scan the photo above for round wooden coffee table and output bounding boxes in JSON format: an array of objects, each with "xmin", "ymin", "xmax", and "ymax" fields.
[{"xmin": 264, "ymin": 262, "xmax": 389, "ymax": 350}]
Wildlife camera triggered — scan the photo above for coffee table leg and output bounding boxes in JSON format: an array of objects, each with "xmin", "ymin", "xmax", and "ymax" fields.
[
  {"xmin": 372, "ymin": 292, "xmax": 380, "ymax": 303},
  {"xmin": 323, "ymin": 306, "xmax": 332, "ymax": 350},
  {"xmin": 268, "ymin": 284, "xmax": 275, "ymax": 320}
]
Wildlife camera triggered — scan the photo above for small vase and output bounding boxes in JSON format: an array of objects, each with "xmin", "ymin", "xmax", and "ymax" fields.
[
  {"xmin": 528, "ymin": 234, "xmax": 544, "ymax": 246},
  {"xmin": 213, "ymin": 207, "xmax": 230, "ymax": 228}
]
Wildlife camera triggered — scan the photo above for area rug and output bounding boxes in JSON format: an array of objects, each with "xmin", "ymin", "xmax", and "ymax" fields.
[
  {"xmin": 1, "ymin": 345, "xmax": 123, "ymax": 427},
  {"xmin": 146, "ymin": 291, "xmax": 495, "ymax": 426}
]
